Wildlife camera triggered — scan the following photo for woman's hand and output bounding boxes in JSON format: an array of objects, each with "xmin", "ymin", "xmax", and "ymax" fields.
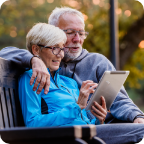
[
  {"xmin": 91, "ymin": 96, "xmax": 107, "ymax": 124},
  {"xmin": 77, "ymin": 80, "xmax": 98, "ymax": 110}
]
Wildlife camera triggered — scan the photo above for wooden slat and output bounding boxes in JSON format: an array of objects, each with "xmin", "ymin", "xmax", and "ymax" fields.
[
  {"xmin": 0, "ymin": 58, "xmax": 24, "ymax": 126},
  {"xmin": 0, "ymin": 77, "xmax": 17, "ymax": 89},
  {"xmin": 0, "ymin": 87, "xmax": 9, "ymax": 127},
  {"xmin": 0, "ymin": 93, "xmax": 4, "ymax": 128},
  {"xmin": 13, "ymin": 89, "xmax": 25, "ymax": 127},
  {"xmin": 0, "ymin": 57, "xmax": 22, "ymax": 78},
  {"xmin": 9, "ymin": 88, "xmax": 18, "ymax": 126},
  {"xmin": 4, "ymin": 88, "xmax": 14, "ymax": 127}
]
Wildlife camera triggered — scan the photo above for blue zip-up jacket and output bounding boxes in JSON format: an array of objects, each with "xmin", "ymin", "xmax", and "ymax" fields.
[
  {"xmin": 1, "ymin": 47, "xmax": 144, "ymax": 122},
  {"xmin": 18, "ymin": 68, "xmax": 96, "ymax": 127}
]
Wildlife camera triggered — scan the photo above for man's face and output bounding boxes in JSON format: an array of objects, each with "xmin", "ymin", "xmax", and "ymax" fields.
[{"xmin": 57, "ymin": 14, "xmax": 85, "ymax": 62}]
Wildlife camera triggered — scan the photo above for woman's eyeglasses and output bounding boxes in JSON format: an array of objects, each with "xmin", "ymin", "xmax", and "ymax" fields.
[{"xmin": 37, "ymin": 44, "xmax": 65, "ymax": 55}]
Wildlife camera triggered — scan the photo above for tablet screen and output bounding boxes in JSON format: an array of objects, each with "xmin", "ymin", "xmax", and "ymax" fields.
[{"xmin": 85, "ymin": 71, "xmax": 129, "ymax": 111}]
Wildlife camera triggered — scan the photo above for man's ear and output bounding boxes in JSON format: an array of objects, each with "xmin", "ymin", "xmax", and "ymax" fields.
[{"xmin": 32, "ymin": 45, "xmax": 40, "ymax": 56}]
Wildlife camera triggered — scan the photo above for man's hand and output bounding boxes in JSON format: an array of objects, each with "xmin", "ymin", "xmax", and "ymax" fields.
[
  {"xmin": 91, "ymin": 96, "xmax": 107, "ymax": 124},
  {"xmin": 133, "ymin": 118, "xmax": 144, "ymax": 123},
  {"xmin": 30, "ymin": 57, "xmax": 50, "ymax": 94},
  {"xmin": 77, "ymin": 80, "xmax": 98, "ymax": 110}
]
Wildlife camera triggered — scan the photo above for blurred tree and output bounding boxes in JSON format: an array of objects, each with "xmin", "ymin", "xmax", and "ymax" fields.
[
  {"xmin": 117, "ymin": 0, "xmax": 144, "ymax": 90},
  {"xmin": 0, "ymin": 0, "xmax": 144, "ymax": 110},
  {"xmin": 76, "ymin": 0, "xmax": 144, "ymax": 90},
  {"xmin": 120, "ymin": 13, "xmax": 144, "ymax": 69},
  {"xmin": 0, "ymin": 0, "xmax": 62, "ymax": 49}
]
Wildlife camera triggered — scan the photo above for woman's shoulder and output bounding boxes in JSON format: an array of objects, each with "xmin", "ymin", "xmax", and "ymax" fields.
[
  {"xmin": 19, "ymin": 69, "xmax": 33, "ymax": 80},
  {"xmin": 59, "ymin": 75, "xmax": 78, "ymax": 86},
  {"xmin": 59, "ymin": 75, "xmax": 76, "ymax": 81}
]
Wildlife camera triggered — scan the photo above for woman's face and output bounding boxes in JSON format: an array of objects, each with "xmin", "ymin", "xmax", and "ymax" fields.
[{"xmin": 39, "ymin": 41, "xmax": 64, "ymax": 73}]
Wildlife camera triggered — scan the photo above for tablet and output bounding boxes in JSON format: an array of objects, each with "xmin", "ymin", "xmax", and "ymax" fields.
[{"xmin": 85, "ymin": 71, "xmax": 129, "ymax": 111}]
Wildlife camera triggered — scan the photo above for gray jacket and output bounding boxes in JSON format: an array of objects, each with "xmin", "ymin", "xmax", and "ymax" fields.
[{"xmin": 0, "ymin": 47, "xmax": 143, "ymax": 122}]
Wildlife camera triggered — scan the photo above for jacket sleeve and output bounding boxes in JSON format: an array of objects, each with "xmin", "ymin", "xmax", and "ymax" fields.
[
  {"xmin": 0, "ymin": 47, "xmax": 33, "ymax": 69},
  {"xmin": 18, "ymin": 71, "xmax": 81, "ymax": 127},
  {"xmin": 97, "ymin": 55, "xmax": 144, "ymax": 122}
]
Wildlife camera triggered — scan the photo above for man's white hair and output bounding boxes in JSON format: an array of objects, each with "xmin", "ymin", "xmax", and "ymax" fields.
[
  {"xmin": 48, "ymin": 7, "xmax": 84, "ymax": 26},
  {"xmin": 26, "ymin": 23, "xmax": 67, "ymax": 53}
]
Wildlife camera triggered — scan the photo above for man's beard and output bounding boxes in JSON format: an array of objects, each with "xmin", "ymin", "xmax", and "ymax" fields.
[{"xmin": 63, "ymin": 44, "xmax": 82, "ymax": 62}]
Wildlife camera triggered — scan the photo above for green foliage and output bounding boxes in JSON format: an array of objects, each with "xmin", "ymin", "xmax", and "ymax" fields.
[
  {"xmin": 0, "ymin": 0, "xmax": 62, "ymax": 49},
  {"xmin": 117, "ymin": 0, "xmax": 144, "ymax": 89},
  {"xmin": 0, "ymin": 0, "xmax": 143, "ymax": 57},
  {"xmin": 83, "ymin": 1, "xmax": 110, "ymax": 57},
  {"xmin": 124, "ymin": 49, "xmax": 144, "ymax": 88},
  {"xmin": 81, "ymin": 0, "xmax": 144, "ymax": 90}
]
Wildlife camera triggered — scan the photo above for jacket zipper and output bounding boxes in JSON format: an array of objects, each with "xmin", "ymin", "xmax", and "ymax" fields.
[
  {"xmin": 61, "ymin": 85, "xmax": 77, "ymax": 101},
  {"xmin": 61, "ymin": 85, "xmax": 88, "ymax": 124}
]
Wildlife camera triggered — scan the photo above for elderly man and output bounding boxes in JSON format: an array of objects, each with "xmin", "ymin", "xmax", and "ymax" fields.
[{"xmin": 0, "ymin": 7, "xmax": 144, "ymax": 143}]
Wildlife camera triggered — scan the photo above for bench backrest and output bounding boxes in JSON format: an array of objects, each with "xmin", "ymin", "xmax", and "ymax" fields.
[
  {"xmin": 0, "ymin": 58, "xmax": 24, "ymax": 128},
  {"xmin": 0, "ymin": 58, "xmax": 101, "ymax": 144}
]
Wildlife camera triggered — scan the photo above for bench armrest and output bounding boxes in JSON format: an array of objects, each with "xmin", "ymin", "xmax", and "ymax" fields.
[{"xmin": 0, "ymin": 125, "xmax": 96, "ymax": 143}]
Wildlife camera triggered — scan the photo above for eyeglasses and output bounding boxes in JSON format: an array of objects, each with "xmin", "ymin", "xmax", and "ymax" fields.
[
  {"xmin": 63, "ymin": 29, "xmax": 89, "ymax": 39},
  {"xmin": 37, "ymin": 44, "xmax": 65, "ymax": 55}
]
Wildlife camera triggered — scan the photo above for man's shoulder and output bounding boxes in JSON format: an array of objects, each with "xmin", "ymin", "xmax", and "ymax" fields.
[
  {"xmin": 3, "ymin": 46, "xmax": 19, "ymax": 49},
  {"xmin": 81, "ymin": 50, "xmax": 115, "ymax": 71},
  {"xmin": 0, "ymin": 46, "xmax": 29, "ymax": 53},
  {"xmin": 0, "ymin": 46, "xmax": 29, "ymax": 58},
  {"xmin": 82, "ymin": 51, "xmax": 109, "ymax": 63},
  {"xmin": 81, "ymin": 49, "xmax": 107, "ymax": 58},
  {"xmin": 87, "ymin": 52, "xmax": 107, "ymax": 59},
  {"xmin": 1, "ymin": 46, "xmax": 20, "ymax": 52}
]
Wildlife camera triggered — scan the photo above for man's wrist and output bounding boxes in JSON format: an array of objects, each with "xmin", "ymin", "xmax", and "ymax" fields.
[
  {"xmin": 30, "ymin": 56, "xmax": 42, "ymax": 68},
  {"xmin": 133, "ymin": 114, "xmax": 144, "ymax": 121},
  {"xmin": 33, "ymin": 55, "xmax": 42, "ymax": 60}
]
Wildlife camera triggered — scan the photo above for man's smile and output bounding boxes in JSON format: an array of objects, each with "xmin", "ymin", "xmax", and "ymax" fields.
[{"xmin": 65, "ymin": 47, "xmax": 79, "ymax": 52}]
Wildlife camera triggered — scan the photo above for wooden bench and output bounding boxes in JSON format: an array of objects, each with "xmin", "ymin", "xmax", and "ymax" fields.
[{"xmin": 0, "ymin": 57, "xmax": 105, "ymax": 144}]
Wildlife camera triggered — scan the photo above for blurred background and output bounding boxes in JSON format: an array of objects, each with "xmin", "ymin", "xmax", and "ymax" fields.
[{"xmin": 0, "ymin": 0, "xmax": 144, "ymax": 111}]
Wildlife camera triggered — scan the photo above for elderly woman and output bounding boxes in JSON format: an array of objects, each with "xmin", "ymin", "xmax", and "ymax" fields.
[{"xmin": 18, "ymin": 23, "xmax": 107, "ymax": 127}]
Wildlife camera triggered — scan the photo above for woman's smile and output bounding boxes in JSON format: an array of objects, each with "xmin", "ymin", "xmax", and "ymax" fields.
[{"xmin": 52, "ymin": 59, "xmax": 61, "ymax": 64}]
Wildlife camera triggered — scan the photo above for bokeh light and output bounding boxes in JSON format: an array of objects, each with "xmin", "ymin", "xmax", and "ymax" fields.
[
  {"xmin": 47, "ymin": 0, "xmax": 54, "ymax": 3},
  {"xmin": 124, "ymin": 10, "xmax": 131, "ymax": 17},
  {"xmin": 87, "ymin": 24, "xmax": 93, "ymax": 30},
  {"xmin": 105, "ymin": 3, "xmax": 110, "ymax": 10},
  {"xmin": 139, "ymin": 40, "xmax": 144, "ymax": 48},
  {"xmin": 99, "ymin": 1, "xmax": 104, "ymax": 7},
  {"xmin": 37, "ymin": 0, "xmax": 45, "ymax": 5},
  {"xmin": 116, "ymin": 8, "xmax": 122, "ymax": 15},
  {"xmin": 83, "ymin": 13, "xmax": 88, "ymax": 21},
  {"xmin": 10, "ymin": 31, "xmax": 17, "ymax": 38},
  {"xmin": 10, "ymin": 26, "xmax": 17, "ymax": 31},
  {"xmin": 92, "ymin": 0, "xmax": 100, "ymax": 5},
  {"xmin": 68, "ymin": 0, "xmax": 79, "ymax": 8}
]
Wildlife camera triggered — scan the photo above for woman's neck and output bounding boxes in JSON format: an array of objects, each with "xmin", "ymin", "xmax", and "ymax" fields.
[{"xmin": 50, "ymin": 71, "xmax": 54, "ymax": 78}]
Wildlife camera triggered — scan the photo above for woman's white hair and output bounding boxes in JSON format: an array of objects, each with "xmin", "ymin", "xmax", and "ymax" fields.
[
  {"xmin": 26, "ymin": 23, "xmax": 67, "ymax": 53},
  {"xmin": 48, "ymin": 7, "xmax": 84, "ymax": 26}
]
